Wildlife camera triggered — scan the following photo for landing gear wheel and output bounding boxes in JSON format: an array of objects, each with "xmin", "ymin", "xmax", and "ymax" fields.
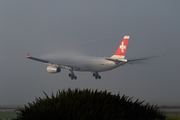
[
  {"xmin": 69, "ymin": 73, "xmax": 72, "ymax": 77},
  {"xmin": 69, "ymin": 69, "xmax": 77, "ymax": 80},
  {"xmin": 93, "ymin": 73, "xmax": 96, "ymax": 77},
  {"xmin": 93, "ymin": 72, "xmax": 101, "ymax": 79}
]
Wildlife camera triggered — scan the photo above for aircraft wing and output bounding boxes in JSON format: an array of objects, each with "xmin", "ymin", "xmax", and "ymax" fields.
[
  {"xmin": 127, "ymin": 51, "xmax": 164, "ymax": 62},
  {"xmin": 27, "ymin": 53, "xmax": 81, "ymax": 70},
  {"xmin": 27, "ymin": 53, "xmax": 49, "ymax": 63},
  {"xmin": 57, "ymin": 64, "xmax": 81, "ymax": 71}
]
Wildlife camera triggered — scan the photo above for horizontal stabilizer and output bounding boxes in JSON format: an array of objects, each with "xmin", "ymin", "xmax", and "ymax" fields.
[{"xmin": 105, "ymin": 58, "xmax": 127, "ymax": 64}]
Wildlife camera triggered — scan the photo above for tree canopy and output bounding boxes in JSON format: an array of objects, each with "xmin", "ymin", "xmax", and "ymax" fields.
[{"xmin": 13, "ymin": 88, "xmax": 165, "ymax": 120}]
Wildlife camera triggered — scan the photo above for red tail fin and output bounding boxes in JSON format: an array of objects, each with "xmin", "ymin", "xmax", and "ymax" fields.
[{"xmin": 111, "ymin": 36, "xmax": 130, "ymax": 59}]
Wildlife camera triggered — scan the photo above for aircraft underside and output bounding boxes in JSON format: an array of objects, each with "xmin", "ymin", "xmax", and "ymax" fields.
[{"xmin": 66, "ymin": 62, "xmax": 121, "ymax": 80}]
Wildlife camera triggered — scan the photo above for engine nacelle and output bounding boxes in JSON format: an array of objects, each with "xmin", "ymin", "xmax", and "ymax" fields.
[{"xmin": 47, "ymin": 66, "xmax": 61, "ymax": 73}]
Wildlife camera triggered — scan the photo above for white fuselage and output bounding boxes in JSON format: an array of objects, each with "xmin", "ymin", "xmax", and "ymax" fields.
[{"xmin": 45, "ymin": 56, "xmax": 125, "ymax": 72}]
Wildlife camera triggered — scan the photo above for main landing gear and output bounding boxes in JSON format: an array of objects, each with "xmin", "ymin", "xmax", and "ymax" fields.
[
  {"xmin": 93, "ymin": 72, "xmax": 101, "ymax": 79},
  {"xmin": 68, "ymin": 69, "xmax": 77, "ymax": 80}
]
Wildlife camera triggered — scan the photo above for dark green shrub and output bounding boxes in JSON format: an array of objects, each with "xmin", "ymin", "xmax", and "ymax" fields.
[{"xmin": 13, "ymin": 88, "xmax": 165, "ymax": 120}]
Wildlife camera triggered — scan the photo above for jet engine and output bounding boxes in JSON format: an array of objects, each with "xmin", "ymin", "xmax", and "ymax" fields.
[{"xmin": 47, "ymin": 66, "xmax": 61, "ymax": 73}]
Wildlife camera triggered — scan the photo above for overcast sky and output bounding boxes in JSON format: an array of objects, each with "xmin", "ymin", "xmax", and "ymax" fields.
[{"xmin": 0, "ymin": 1, "xmax": 180, "ymax": 107}]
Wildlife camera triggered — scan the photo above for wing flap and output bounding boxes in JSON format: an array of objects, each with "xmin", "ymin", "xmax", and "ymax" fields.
[{"xmin": 59, "ymin": 65, "xmax": 80, "ymax": 71}]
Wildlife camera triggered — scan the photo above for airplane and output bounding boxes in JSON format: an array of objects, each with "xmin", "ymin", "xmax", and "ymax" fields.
[{"xmin": 27, "ymin": 36, "xmax": 164, "ymax": 80}]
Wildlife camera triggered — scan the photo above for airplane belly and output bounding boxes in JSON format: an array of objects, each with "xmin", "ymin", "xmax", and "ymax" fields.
[{"xmin": 86, "ymin": 61, "xmax": 119, "ymax": 72}]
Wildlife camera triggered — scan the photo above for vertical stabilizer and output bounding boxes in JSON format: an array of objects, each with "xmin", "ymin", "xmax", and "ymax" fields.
[{"xmin": 111, "ymin": 36, "xmax": 130, "ymax": 59}]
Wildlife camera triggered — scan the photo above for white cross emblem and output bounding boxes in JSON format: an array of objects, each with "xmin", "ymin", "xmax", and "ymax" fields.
[{"xmin": 120, "ymin": 42, "xmax": 126, "ymax": 52}]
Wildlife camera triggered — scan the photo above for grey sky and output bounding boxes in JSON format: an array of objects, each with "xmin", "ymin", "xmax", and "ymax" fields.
[{"xmin": 0, "ymin": 1, "xmax": 180, "ymax": 106}]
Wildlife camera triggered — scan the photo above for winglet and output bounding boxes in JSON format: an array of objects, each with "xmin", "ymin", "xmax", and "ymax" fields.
[
  {"xmin": 27, "ymin": 52, "xmax": 30, "ymax": 57},
  {"xmin": 159, "ymin": 51, "xmax": 165, "ymax": 55}
]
